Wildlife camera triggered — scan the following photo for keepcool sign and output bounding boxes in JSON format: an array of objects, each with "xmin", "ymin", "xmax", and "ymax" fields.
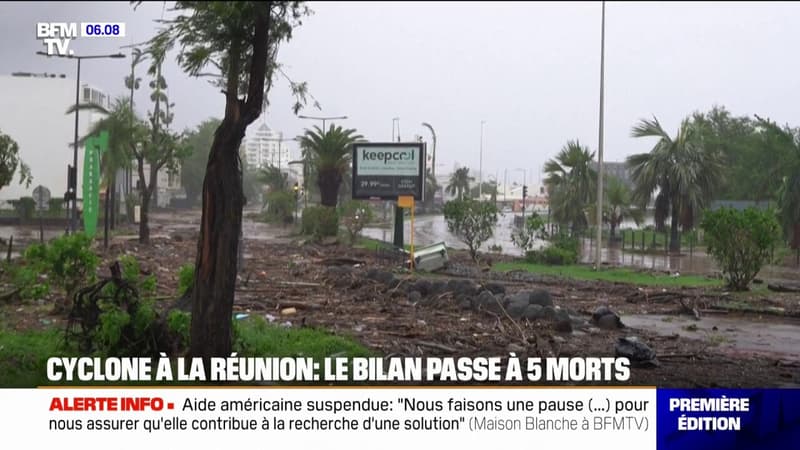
[{"xmin": 352, "ymin": 142, "xmax": 425, "ymax": 200}]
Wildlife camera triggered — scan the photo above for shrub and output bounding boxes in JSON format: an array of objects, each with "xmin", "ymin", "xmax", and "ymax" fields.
[
  {"xmin": 301, "ymin": 206, "xmax": 339, "ymax": 240},
  {"xmin": 13, "ymin": 234, "xmax": 98, "ymax": 307},
  {"xmin": 443, "ymin": 198, "xmax": 498, "ymax": 261},
  {"xmin": 177, "ymin": 263, "xmax": 195, "ymax": 296},
  {"xmin": 340, "ymin": 200, "xmax": 374, "ymax": 245},
  {"xmin": 525, "ymin": 246, "xmax": 578, "ymax": 265},
  {"xmin": 510, "ymin": 213, "xmax": 546, "ymax": 253},
  {"xmin": 263, "ymin": 190, "xmax": 295, "ymax": 225},
  {"xmin": 700, "ymin": 207, "xmax": 781, "ymax": 290}
]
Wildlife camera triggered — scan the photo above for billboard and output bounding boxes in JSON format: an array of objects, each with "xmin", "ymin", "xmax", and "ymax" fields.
[{"xmin": 352, "ymin": 142, "xmax": 426, "ymax": 200}]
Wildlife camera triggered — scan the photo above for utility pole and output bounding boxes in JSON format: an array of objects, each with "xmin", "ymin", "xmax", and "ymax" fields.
[{"xmin": 595, "ymin": 0, "xmax": 607, "ymax": 269}]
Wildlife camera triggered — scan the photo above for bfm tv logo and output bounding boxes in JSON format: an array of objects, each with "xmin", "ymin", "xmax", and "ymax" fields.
[{"xmin": 36, "ymin": 22, "xmax": 126, "ymax": 56}]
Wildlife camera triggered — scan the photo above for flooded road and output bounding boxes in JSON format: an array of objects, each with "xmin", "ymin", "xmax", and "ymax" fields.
[
  {"xmin": 624, "ymin": 314, "xmax": 800, "ymax": 362},
  {"xmin": 364, "ymin": 214, "xmax": 800, "ymax": 280}
]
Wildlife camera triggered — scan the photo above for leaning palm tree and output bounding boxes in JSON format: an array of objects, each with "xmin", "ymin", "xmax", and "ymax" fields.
[
  {"xmin": 299, "ymin": 124, "xmax": 363, "ymax": 207},
  {"xmin": 544, "ymin": 140, "xmax": 596, "ymax": 233},
  {"xmin": 446, "ymin": 167, "xmax": 473, "ymax": 199},
  {"xmin": 627, "ymin": 116, "xmax": 725, "ymax": 252}
]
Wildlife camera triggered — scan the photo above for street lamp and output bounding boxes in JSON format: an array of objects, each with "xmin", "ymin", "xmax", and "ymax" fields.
[
  {"xmin": 298, "ymin": 114, "xmax": 348, "ymax": 133},
  {"xmin": 37, "ymin": 50, "xmax": 126, "ymax": 234},
  {"xmin": 292, "ymin": 182, "xmax": 300, "ymax": 223},
  {"xmin": 421, "ymin": 122, "xmax": 437, "ymax": 180}
]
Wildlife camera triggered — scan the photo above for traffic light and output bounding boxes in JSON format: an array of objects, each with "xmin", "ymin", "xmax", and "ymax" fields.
[{"xmin": 522, "ymin": 185, "xmax": 528, "ymax": 199}]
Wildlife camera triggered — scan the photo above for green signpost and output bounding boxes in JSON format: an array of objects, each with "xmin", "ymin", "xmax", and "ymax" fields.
[{"xmin": 82, "ymin": 130, "xmax": 108, "ymax": 237}]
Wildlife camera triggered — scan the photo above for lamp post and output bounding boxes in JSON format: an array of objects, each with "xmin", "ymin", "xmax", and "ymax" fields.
[
  {"xmin": 595, "ymin": 0, "xmax": 607, "ymax": 268},
  {"xmin": 421, "ymin": 122, "xmax": 437, "ymax": 179},
  {"xmin": 292, "ymin": 182, "xmax": 300, "ymax": 223},
  {"xmin": 298, "ymin": 114, "xmax": 348, "ymax": 134},
  {"xmin": 479, "ymin": 120, "xmax": 485, "ymax": 200},
  {"xmin": 37, "ymin": 51, "xmax": 126, "ymax": 234}
]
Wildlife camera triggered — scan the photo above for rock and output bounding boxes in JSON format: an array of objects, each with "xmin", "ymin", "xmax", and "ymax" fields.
[
  {"xmin": 447, "ymin": 279, "xmax": 478, "ymax": 297},
  {"xmin": 615, "ymin": 336, "xmax": 659, "ymax": 367},
  {"xmin": 506, "ymin": 299, "xmax": 528, "ymax": 318},
  {"xmin": 552, "ymin": 335, "xmax": 567, "ymax": 344},
  {"xmin": 523, "ymin": 304, "xmax": 544, "ymax": 320},
  {"xmin": 554, "ymin": 318, "xmax": 573, "ymax": 333},
  {"xmin": 475, "ymin": 290, "xmax": 500, "ymax": 312},
  {"xmin": 592, "ymin": 306, "xmax": 614, "ymax": 322},
  {"xmin": 413, "ymin": 279, "xmax": 433, "ymax": 297},
  {"xmin": 527, "ymin": 289, "xmax": 554, "ymax": 307},
  {"xmin": 483, "ymin": 282, "xmax": 506, "ymax": 295},
  {"xmin": 366, "ymin": 269, "xmax": 396, "ymax": 286},
  {"xmin": 554, "ymin": 308, "xmax": 570, "ymax": 322},
  {"xmin": 596, "ymin": 314, "xmax": 623, "ymax": 330},
  {"xmin": 506, "ymin": 292, "xmax": 529, "ymax": 306},
  {"xmin": 320, "ymin": 236, "xmax": 339, "ymax": 246},
  {"xmin": 280, "ymin": 307, "xmax": 296, "ymax": 315},
  {"xmin": 429, "ymin": 281, "xmax": 449, "ymax": 296},
  {"xmin": 541, "ymin": 306, "xmax": 557, "ymax": 321},
  {"xmin": 458, "ymin": 298, "xmax": 473, "ymax": 310},
  {"xmin": 506, "ymin": 343, "xmax": 525, "ymax": 354},
  {"xmin": 408, "ymin": 291, "xmax": 422, "ymax": 303}
]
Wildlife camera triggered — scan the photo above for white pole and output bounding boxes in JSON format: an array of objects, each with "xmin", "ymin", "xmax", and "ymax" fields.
[{"xmin": 595, "ymin": 0, "xmax": 606, "ymax": 268}]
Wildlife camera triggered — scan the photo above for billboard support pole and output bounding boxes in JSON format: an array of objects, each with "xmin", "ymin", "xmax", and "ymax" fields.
[{"xmin": 393, "ymin": 204, "xmax": 404, "ymax": 249}]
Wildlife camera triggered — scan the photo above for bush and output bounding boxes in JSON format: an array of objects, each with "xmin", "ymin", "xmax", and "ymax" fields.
[
  {"xmin": 263, "ymin": 190, "xmax": 295, "ymax": 225},
  {"xmin": 340, "ymin": 200, "xmax": 374, "ymax": 245},
  {"xmin": 177, "ymin": 263, "xmax": 195, "ymax": 296},
  {"xmin": 13, "ymin": 234, "xmax": 98, "ymax": 307},
  {"xmin": 700, "ymin": 207, "xmax": 781, "ymax": 290},
  {"xmin": 443, "ymin": 198, "xmax": 498, "ymax": 261},
  {"xmin": 511, "ymin": 213, "xmax": 546, "ymax": 253},
  {"xmin": 524, "ymin": 233, "xmax": 579, "ymax": 265},
  {"xmin": 301, "ymin": 206, "xmax": 339, "ymax": 240}
]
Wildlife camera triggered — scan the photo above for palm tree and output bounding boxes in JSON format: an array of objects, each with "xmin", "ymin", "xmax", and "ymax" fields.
[
  {"xmin": 446, "ymin": 167, "xmax": 473, "ymax": 199},
  {"xmin": 67, "ymin": 97, "xmax": 141, "ymax": 228},
  {"xmin": 258, "ymin": 164, "xmax": 289, "ymax": 193},
  {"xmin": 544, "ymin": 140, "xmax": 596, "ymax": 233},
  {"xmin": 627, "ymin": 116, "xmax": 724, "ymax": 252},
  {"xmin": 299, "ymin": 124, "xmax": 363, "ymax": 207},
  {"xmin": 601, "ymin": 176, "xmax": 643, "ymax": 240}
]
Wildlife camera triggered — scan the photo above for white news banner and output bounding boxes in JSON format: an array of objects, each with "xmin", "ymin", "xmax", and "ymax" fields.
[{"xmin": 1, "ymin": 387, "xmax": 656, "ymax": 449}]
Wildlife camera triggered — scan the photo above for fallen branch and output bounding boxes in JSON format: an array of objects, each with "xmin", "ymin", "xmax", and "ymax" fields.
[
  {"xmin": 416, "ymin": 340, "xmax": 457, "ymax": 353},
  {"xmin": 767, "ymin": 284, "xmax": 800, "ymax": 293}
]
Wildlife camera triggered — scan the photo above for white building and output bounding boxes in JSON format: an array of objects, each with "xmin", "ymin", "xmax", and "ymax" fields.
[
  {"xmin": 242, "ymin": 122, "xmax": 290, "ymax": 170},
  {"xmin": 0, "ymin": 72, "xmax": 111, "ymax": 203}
]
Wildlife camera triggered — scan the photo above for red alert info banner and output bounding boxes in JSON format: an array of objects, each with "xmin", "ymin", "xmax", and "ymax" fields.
[{"xmin": 2, "ymin": 357, "xmax": 800, "ymax": 449}]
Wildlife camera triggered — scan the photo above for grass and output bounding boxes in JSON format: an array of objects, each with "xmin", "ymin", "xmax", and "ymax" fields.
[
  {"xmin": 0, "ymin": 317, "xmax": 372, "ymax": 388},
  {"xmin": 0, "ymin": 328, "xmax": 68, "ymax": 387},
  {"xmin": 492, "ymin": 262, "xmax": 722, "ymax": 287},
  {"xmin": 235, "ymin": 316, "xmax": 373, "ymax": 358},
  {"xmin": 355, "ymin": 236, "xmax": 411, "ymax": 251}
]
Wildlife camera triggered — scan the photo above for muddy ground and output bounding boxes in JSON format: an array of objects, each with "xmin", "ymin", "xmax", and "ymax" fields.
[{"xmin": 2, "ymin": 212, "xmax": 800, "ymax": 388}]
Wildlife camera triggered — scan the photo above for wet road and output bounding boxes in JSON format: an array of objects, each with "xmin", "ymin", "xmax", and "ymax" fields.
[{"xmin": 363, "ymin": 214, "xmax": 800, "ymax": 280}]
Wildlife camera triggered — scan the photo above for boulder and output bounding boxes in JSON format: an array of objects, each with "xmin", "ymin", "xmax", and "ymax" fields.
[
  {"xmin": 523, "ymin": 304, "xmax": 544, "ymax": 321},
  {"xmin": 554, "ymin": 318, "xmax": 573, "ymax": 333},
  {"xmin": 408, "ymin": 291, "xmax": 422, "ymax": 303},
  {"xmin": 527, "ymin": 289, "xmax": 554, "ymax": 307},
  {"xmin": 483, "ymin": 282, "xmax": 506, "ymax": 295},
  {"xmin": 615, "ymin": 336, "xmax": 659, "ymax": 367},
  {"xmin": 413, "ymin": 279, "xmax": 433, "ymax": 297}
]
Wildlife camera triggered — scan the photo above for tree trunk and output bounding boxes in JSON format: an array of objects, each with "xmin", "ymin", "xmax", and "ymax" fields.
[
  {"xmin": 189, "ymin": 121, "xmax": 246, "ymax": 361},
  {"xmin": 318, "ymin": 169, "xmax": 341, "ymax": 207},
  {"xmin": 669, "ymin": 202, "xmax": 680, "ymax": 252},
  {"xmin": 139, "ymin": 188, "xmax": 151, "ymax": 244}
]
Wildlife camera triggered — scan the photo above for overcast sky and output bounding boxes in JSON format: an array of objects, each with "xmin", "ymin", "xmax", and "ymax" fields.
[{"xmin": 3, "ymin": 1, "xmax": 800, "ymax": 186}]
